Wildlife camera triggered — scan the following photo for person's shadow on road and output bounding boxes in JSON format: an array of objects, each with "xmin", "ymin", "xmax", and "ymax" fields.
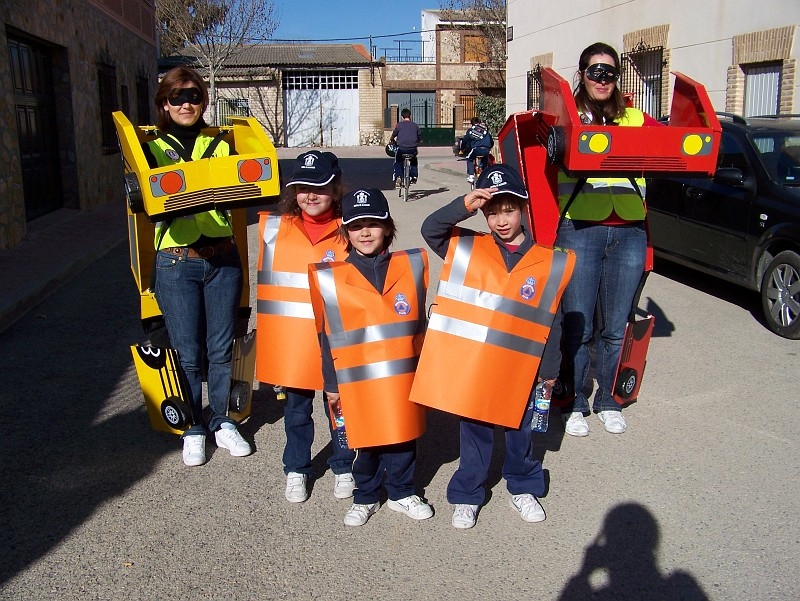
[{"xmin": 558, "ymin": 502, "xmax": 709, "ymax": 601}]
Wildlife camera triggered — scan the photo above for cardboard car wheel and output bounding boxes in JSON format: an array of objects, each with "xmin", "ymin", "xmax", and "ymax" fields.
[
  {"xmin": 161, "ymin": 397, "xmax": 191, "ymax": 430},
  {"xmin": 124, "ymin": 173, "xmax": 144, "ymax": 213},
  {"xmin": 615, "ymin": 368, "xmax": 638, "ymax": 400},
  {"xmin": 229, "ymin": 380, "xmax": 251, "ymax": 413},
  {"xmin": 546, "ymin": 126, "xmax": 566, "ymax": 165}
]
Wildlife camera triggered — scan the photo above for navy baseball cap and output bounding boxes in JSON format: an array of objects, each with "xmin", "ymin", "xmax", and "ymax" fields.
[
  {"xmin": 475, "ymin": 164, "xmax": 529, "ymax": 199},
  {"xmin": 285, "ymin": 150, "xmax": 341, "ymax": 186},
  {"xmin": 341, "ymin": 188, "xmax": 390, "ymax": 225}
]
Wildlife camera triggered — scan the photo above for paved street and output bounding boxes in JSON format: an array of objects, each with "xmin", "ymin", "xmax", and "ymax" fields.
[{"xmin": 0, "ymin": 147, "xmax": 798, "ymax": 600}]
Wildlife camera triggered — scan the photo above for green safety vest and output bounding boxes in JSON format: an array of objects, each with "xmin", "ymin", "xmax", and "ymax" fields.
[
  {"xmin": 557, "ymin": 108, "xmax": 647, "ymax": 222},
  {"xmin": 148, "ymin": 133, "xmax": 233, "ymax": 248}
]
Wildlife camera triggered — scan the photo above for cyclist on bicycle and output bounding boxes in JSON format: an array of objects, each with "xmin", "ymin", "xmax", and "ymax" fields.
[
  {"xmin": 390, "ymin": 108, "xmax": 422, "ymax": 187},
  {"xmin": 461, "ymin": 117, "xmax": 493, "ymax": 183}
]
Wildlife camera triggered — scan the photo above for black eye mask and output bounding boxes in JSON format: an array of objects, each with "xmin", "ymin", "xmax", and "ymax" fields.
[
  {"xmin": 167, "ymin": 87, "xmax": 203, "ymax": 106},
  {"xmin": 585, "ymin": 63, "xmax": 619, "ymax": 84}
]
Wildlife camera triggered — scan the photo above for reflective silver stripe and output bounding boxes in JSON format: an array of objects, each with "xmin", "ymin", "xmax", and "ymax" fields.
[
  {"xmin": 336, "ymin": 356, "xmax": 419, "ymax": 384},
  {"xmin": 428, "ymin": 313, "xmax": 545, "ymax": 356},
  {"xmin": 444, "ymin": 234, "xmax": 473, "ymax": 296},
  {"xmin": 327, "ymin": 321, "xmax": 421, "ymax": 349},
  {"xmin": 406, "ymin": 249, "xmax": 428, "ymax": 328},
  {"xmin": 314, "ymin": 265, "xmax": 345, "ymax": 341},
  {"xmin": 259, "ymin": 213, "xmax": 281, "ymax": 271},
  {"xmin": 258, "ymin": 270, "xmax": 309, "ymax": 288},
  {"xmin": 538, "ymin": 250, "xmax": 568, "ymax": 311},
  {"xmin": 256, "ymin": 214, "xmax": 311, "ymax": 288},
  {"xmin": 256, "ymin": 299, "xmax": 314, "ymax": 319},
  {"xmin": 435, "ymin": 280, "xmax": 554, "ymax": 326}
]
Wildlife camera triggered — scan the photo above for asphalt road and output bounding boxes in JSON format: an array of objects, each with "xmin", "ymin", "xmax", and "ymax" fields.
[{"xmin": 0, "ymin": 148, "xmax": 797, "ymax": 600}]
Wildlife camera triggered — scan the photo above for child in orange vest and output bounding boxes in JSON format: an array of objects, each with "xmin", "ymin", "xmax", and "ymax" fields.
[
  {"xmin": 417, "ymin": 164, "xmax": 573, "ymax": 529},
  {"xmin": 255, "ymin": 151, "xmax": 356, "ymax": 503},
  {"xmin": 309, "ymin": 188, "xmax": 432, "ymax": 526}
]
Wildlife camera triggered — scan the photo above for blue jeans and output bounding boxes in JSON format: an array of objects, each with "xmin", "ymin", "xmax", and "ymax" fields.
[
  {"xmin": 555, "ymin": 219, "xmax": 647, "ymax": 413},
  {"xmin": 282, "ymin": 388, "xmax": 356, "ymax": 476},
  {"xmin": 446, "ymin": 390, "xmax": 543, "ymax": 506},
  {"xmin": 352, "ymin": 440, "xmax": 417, "ymax": 504},
  {"xmin": 393, "ymin": 147, "xmax": 418, "ymax": 179},
  {"xmin": 465, "ymin": 147, "xmax": 490, "ymax": 175},
  {"xmin": 154, "ymin": 247, "xmax": 242, "ymax": 435}
]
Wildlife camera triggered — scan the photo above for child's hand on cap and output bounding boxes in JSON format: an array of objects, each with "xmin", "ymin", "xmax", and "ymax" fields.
[{"xmin": 464, "ymin": 188, "xmax": 497, "ymax": 212}]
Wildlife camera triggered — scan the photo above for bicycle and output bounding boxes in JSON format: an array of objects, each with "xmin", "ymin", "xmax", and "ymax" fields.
[
  {"xmin": 470, "ymin": 154, "xmax": 485, "ymax": 191},
  {"xmin": 398, "ymin": 153, "xmax": 415, "ymax": 202}
]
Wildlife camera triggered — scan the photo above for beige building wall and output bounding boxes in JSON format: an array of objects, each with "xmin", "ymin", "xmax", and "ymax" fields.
[{"xmin": 506, "ymin": 0, "xmax": 800, "ymax": 116}]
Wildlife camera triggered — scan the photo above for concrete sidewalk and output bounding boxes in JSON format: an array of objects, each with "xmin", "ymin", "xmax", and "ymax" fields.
[{"xmin": 0, "ymin": 146, "xmax": 463, "ymax": 333}]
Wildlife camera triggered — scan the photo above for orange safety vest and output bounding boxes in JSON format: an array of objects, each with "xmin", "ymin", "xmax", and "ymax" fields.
[
  {"xmin": 308, "ymin": 249, "xmax": 429, "ymax": 448},
  {"xmin": 255, "ymin": 212, "xmax": 347, "ymax": 389},
  {"xmin": 409, "ymin": 230, "xmax": 575, "ymax": 428}
]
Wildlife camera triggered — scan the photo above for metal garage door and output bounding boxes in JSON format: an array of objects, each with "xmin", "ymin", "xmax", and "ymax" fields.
[{"xmin": 283, "ymin": 70, "xmax": 359, "ymax": 147}]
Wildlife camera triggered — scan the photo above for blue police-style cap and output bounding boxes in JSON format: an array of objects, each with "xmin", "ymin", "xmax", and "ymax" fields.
[
  {"xmin": 475, "ymin": 164, "xmax": 529, "ymax": 199},
  {"xmin": 285, "ymin": 150, "xmax": 341, "ymax": 186},
  {"xmin": 341, "ymin": 188, "xmax": 390, "ymax": 225}
]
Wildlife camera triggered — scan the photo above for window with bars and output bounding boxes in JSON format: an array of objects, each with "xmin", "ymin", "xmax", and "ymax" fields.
[
  {"xmin": 217, "ymin": 97, "xmax": 250, "ymax": 124},
  {"xmin": 98, "ymin": 63, "xmax": 119, "ymax": 153},
  {"xmin": 527, "ymin": 65, "xmax": 542, "ymax": 111},
  {"xmin": 620, "ymin": 44, "xmax": 664, "ymax": 118},
  {"xmin": 136, "ymin": 76, "xmax": 150, "ymax": 125},
  {"xmin": 743, "ymin": 63, "xmax": 781, "ymax": 117},
  {"xmin": 460, "ymin": 95, "xmax": 476, "ymax": 120},
  {"xmin": 282, "ymin": 70, "xmax": 359, "ymax": 90}
]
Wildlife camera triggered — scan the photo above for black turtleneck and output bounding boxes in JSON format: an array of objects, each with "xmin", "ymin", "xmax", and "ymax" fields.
[{"xmin": 164, "ymin": 120, "xmax": 204, "ymax": 155}]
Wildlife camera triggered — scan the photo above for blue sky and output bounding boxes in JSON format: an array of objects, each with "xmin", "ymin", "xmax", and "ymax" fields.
[{"xmin": 271, "ymin": 0, "xmax": 437, "ymax": 51}]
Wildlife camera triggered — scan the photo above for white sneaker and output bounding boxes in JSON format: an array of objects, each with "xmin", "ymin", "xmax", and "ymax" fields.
[
  {"xmin": 509, "ymin": 494, "xmax": 546, "ymax": 523},
  {"xmin": 344, "ymin": 502, "xmax": 379, "ymax": 526},
  {"xmin": 386, "ymin": 495, "xmax": 434, "ymax": 520},
  {"xmin": 285, "ymin": 472, "xmax": 309, "ymax": 503},
  {"xmin": 466, "ymin": 175, "xmax": 475, "ymax": 183},
  {"xmin": 564, "ymin": 411, "xmax": 589, "ymax": 437},
  {"xmin": 182, "ymin": 435, "xmax": 206, "ymax": 467},
  {"xmin": 333, "ymin": 473, "xmax": 356, "ymax": 499},
  {"xmin": 598, "ymin": 410, "xmax": 627, "ymax": 434},
  {"xmin": 452, "ymin": 504, "xmax": 479, "ymax": 529},
  {"xmin": 214, "ymin": 427, "xmax": 252, "ymax": 456}
]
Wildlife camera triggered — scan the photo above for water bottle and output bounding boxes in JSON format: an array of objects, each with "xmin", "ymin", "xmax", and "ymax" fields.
[
  {"xmin": 531, "ymin": 380, "xmax": 552, "ymax": 433},
  {"xmin": 330, "ymin": 402, "xmax": 349, "ymax": 448},
  {"xmin": 273, "ymin": 385, "xmax": 286, "ymax": 402}
]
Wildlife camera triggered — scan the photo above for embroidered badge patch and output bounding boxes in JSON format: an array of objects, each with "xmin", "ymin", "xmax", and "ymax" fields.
[
  {"xmin": 394, "ymin": 293, "xmax": 410, "ymax": 315},
  {"xmin": 166, "ymin": 149, "xmax": 180, "ymax": 161},
  {"xmin": 321, "ymin": 250, "xmax": 336, "ymax": 263},
  {"xmin": 520, "ymin": 277, "xmax": 536, "ymax": 300}
]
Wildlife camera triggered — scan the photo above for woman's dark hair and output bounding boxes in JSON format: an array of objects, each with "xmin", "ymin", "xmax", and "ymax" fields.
[
  {"xmin": 573, "ymin": 42, "xmax": 627, "ymax": 125},
  {"xmin": 338, "ymin": 217, "xmax": 397, "ymax": 252},
  {"xmin": 154, "ymin": 66, "xmax": 209, "ymax": 130},
  {"xmin": 277, "ymin": 176, "xmax": 344, "ymax": 218}
]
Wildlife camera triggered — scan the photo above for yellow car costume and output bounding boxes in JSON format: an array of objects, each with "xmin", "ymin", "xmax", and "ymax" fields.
[{"xmin": 114, "ymin": 111, "xmax": 280, "ymax": 434}]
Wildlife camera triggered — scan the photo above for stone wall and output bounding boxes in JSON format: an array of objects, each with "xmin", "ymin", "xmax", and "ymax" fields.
[
  {"xmin": 0, "ymin": 0, "xmax": 157, "ymax": 249},
  {"xmin": 359, "ymin": 68, "xmax": 384, "ymax": 145}
]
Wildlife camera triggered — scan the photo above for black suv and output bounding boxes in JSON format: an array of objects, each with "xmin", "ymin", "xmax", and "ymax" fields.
[{"xmin": 647, "ymin": 114, "xmax": 800, "ymax": 339}]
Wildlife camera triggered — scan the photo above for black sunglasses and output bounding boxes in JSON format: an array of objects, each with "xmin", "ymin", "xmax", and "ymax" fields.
[
  {"xmin": 585, "ymin": 63, "xmax": 619, "ymax": 84},
  {"xmin": 167, "ymin": 87, "xmax": 203, "ymax": 106}
]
